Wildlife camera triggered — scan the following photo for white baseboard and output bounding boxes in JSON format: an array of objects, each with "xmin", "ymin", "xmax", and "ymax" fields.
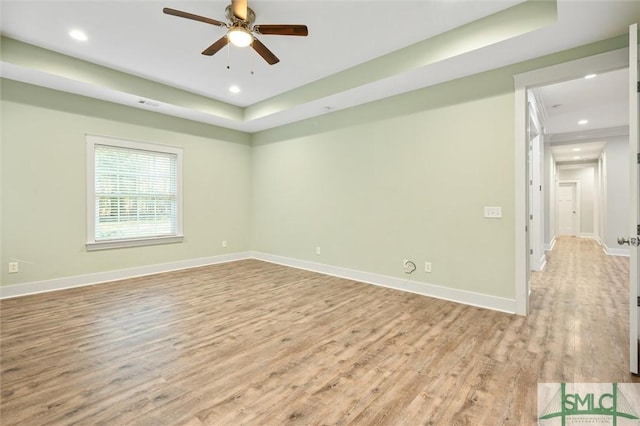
[
  {"xmin": 531, "ymin": 254, "xmax": 546, "ymax": 272},
  {"xmin": 252, "ymin": 252, "xmax": 516, "ymax": 314},
  {"xmin": 0, "ymin": 252, "xmax": 252, "ymax": 299},
  {"xmin": 579, "ymin": 233, "xmax": 595, "ymax": 239},
  {"xmin": 538, "ymin": 256, "xmax": 547, "ymax": 271},
  {"xmin": 544, "ymin": 237, "xmax": 557, "ymax": 252},
  {"xmin": 1, "ymin": 251, "xmax": 517, "ymax": 314},
  {"xmin": 603, "ymin": 245, "xmax": 630, "ymax": 257}
]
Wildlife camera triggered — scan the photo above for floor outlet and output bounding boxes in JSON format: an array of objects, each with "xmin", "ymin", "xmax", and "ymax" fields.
[
  {"xmin": 222, "ymin": 240, "xmax": 227, "ymax": 248},
  {"xmin": 316, "ymin": 246, "xmax": 321, "ymax": 255},
  {"xmin": 425, "ymin": 262, "xmax": 432, "ymax": 273},
  {"xmin": 8, "ymin": 262, "xmax": 19, "ymax": 274}
]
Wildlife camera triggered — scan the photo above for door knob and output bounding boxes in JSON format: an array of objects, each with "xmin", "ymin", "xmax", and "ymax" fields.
[
  {"xmin": 618, "ymin": 237, "xmax": 640, "ymax": 246},
  {"xmin": 618, "ymin": 237, "xmax": 630, "ymax": 245}
]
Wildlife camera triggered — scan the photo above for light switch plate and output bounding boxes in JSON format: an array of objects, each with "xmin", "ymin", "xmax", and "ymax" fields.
[{"xmin": 484, "ymin": 206, "xmax": 502, "ymax": 219}]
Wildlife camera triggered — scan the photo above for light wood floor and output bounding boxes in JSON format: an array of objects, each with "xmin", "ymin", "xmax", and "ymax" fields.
[{"xmin": 1, "ymin": 237, "xmax": 638, "ymax": 425}]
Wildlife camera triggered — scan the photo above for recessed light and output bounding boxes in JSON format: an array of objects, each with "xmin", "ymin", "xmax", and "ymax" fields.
[
  {"xmin": 573, "ymin": 156, "xmax": 581, "ymax": 160},
  {"xmin": 572, "ymin": 148, "xmax": 581, "ymax": 152},
  {"xmin": 578, "ymin": 119, "xmax": 589, "ymax": 125},
  {"xmin": 69, "ymin": 29, "xmax": 88, "ymax": 42},
  {"xmin": 584, "ymin": 74, "xmax": 597, "ymax": 79},
  {"xmin": 229, "ymin": 85, "xmax": 240, "ymax": 94}
]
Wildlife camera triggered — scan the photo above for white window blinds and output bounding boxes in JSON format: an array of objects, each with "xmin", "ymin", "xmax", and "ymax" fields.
[{"xmin": 87, "ymin": 135, "xmax": 183, "ymax": 250}]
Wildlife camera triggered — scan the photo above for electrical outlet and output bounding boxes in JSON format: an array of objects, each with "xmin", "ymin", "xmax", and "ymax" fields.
[
  {"xmin": 8, "ymin": 262, "xmax": 19, "ymax": 274},
  {"xmin": 424, "ymin": 262, "xmax": 432, "ymax": 273},
  {"xmin": 316, "ymin": 246, "xmax": 321, "ymax": 255},
  {"xmin": 222, "ymin": 240, "xmax": 227, "ymax": 248}
]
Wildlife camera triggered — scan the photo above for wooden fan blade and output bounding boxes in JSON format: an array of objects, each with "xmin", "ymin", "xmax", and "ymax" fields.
[
  {"xmin": 163, "ymin": 8, "xmax": 226, "ymax": 27},
  {"xmin": 252, "ymin": 38, "xmax": 279, "ymax": 65},
  {"xmin": 231, "ymin": 0, "xmax": 247, "ymax": 21},
  {"xmin": 202, "ymin": 36, "xmax": 229, "ymax": 56},
  {"xmin": 253, "ymin": 24, "xmax": 308, "ymax": 36}
]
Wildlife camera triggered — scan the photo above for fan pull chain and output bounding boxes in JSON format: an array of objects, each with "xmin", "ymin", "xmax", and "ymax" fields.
[
  {"xmin": 250, "ymin": 44, "xmax": 255, "ymax": 75},
  {"xmin": 226, "ymin": 41, "xmax": 231, "ymax": 70}
]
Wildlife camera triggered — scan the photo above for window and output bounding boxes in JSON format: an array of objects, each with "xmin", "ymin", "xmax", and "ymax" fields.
[{"xmin": 86, "ymin": 135, "xmax": 183, "ymax": 251}]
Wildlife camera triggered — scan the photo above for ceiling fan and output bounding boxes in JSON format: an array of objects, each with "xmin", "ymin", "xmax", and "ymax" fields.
[{"xmin": 163, "ymin": 0, "xmax": 308, "ymax": 65}]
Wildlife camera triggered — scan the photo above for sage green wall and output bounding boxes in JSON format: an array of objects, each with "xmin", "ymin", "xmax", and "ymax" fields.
[
  {"xmin": 251, "ymin": 36, "xmax": 628, "ymax": 300},
  {"xmin": 252, "ymin": 86, "xmax": 515, "ymax": 298},
  {"xmin": 1, "ymin": 35, "xmax": 628, "ymax": 299},
  {"xmin": 1, "ymin": 80, "xmax": 252, "ymax": 285}
]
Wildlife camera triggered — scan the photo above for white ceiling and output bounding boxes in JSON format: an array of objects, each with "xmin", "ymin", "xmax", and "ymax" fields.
[
  {"xmin": 1, "ymin": 1, "xmax": 639, "ymax": 133},
  {"xmin": 550, "ymin": 141, "xmax": 607, "ymax": 163},
  {"xmin": 0, "ymin": 0, "xmax": 526, "ymax": 106},
  {"xmin": 537, "ymin": 67, "xmax": 629, "ymax": 162},
  {"xmin": 538, "ymin": 68, "xmax": 628, "ymax": 135}
]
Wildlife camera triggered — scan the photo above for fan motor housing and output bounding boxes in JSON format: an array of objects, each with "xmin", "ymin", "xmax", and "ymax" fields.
[{"xmin": 225, "ymin": 5, "xmax": 256, "ymax": 25}]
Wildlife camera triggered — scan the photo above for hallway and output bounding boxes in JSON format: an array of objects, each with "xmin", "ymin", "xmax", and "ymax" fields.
[{"xmin": 529, "ymin": 237, "xmax": 635, "ymax": 382}]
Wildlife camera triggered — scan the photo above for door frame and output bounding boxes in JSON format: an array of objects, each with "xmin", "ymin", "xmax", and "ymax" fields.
[
  {"xmin": 627, "ymin": 23, "xmax": 638, "ymax": 375},
  {"xmin": 557, "ymin": 180, "xmax": 580, "ymax": 237},
  {"xmin": 528, "ymin": 94, "xmax": 545, "ymax": 272},
  {"xmin": 513, "ymin": 48, "xmax": 629, "ymax": 316}
]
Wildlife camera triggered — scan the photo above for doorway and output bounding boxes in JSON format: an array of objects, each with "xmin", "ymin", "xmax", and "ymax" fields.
[
  {"xmin": 558, "ymin": 182, "xmax": 578, "ymax": 236},
  {"xmin": 514, "ymin": 48, "xmax": 629, "ymax": 315},
  {"xmin": 514, "ymin": 39, "xmax": 637, "ymax": 374}
]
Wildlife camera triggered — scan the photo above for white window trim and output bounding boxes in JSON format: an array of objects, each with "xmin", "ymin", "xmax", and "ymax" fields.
[{"xmin": 86, "ymin": 134, "xmax": 184, "ymax": 251}]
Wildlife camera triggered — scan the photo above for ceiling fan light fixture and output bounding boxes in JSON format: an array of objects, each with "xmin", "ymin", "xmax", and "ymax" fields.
[
  {"xmin": 228, "ymin": 25, "xmax": 253, "ymax": 47},
  {"xmin": 163, "ymin": 3, "xmax": 306, "ymax": 65}
]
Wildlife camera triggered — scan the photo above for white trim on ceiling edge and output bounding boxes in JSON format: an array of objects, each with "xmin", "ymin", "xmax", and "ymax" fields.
[{"xmin": 0, "ymin": 252, "xmax": 517, "ymax": 314}]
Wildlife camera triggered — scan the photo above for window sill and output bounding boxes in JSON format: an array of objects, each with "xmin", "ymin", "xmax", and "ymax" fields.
[{"xmin": 86, "ymin": 235, "xmax": 184, "ymax": 251}]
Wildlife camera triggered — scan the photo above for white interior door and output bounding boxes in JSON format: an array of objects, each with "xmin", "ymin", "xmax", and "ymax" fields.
[
  {"xmin": 530, "ymin": 135, "xmax": 544, "ymax": 271},
  {"xmin": 627, "ymin": 23, "xmax": 639, "ymax": 375},
  {"xmin": 558, "ymin": 183, "xmax": 576, "ymax": 236}
]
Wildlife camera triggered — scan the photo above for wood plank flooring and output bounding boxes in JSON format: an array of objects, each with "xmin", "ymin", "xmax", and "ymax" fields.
[{"xmin": 1, "ymin": 237, "xmax": 638, "ymax": 425}]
